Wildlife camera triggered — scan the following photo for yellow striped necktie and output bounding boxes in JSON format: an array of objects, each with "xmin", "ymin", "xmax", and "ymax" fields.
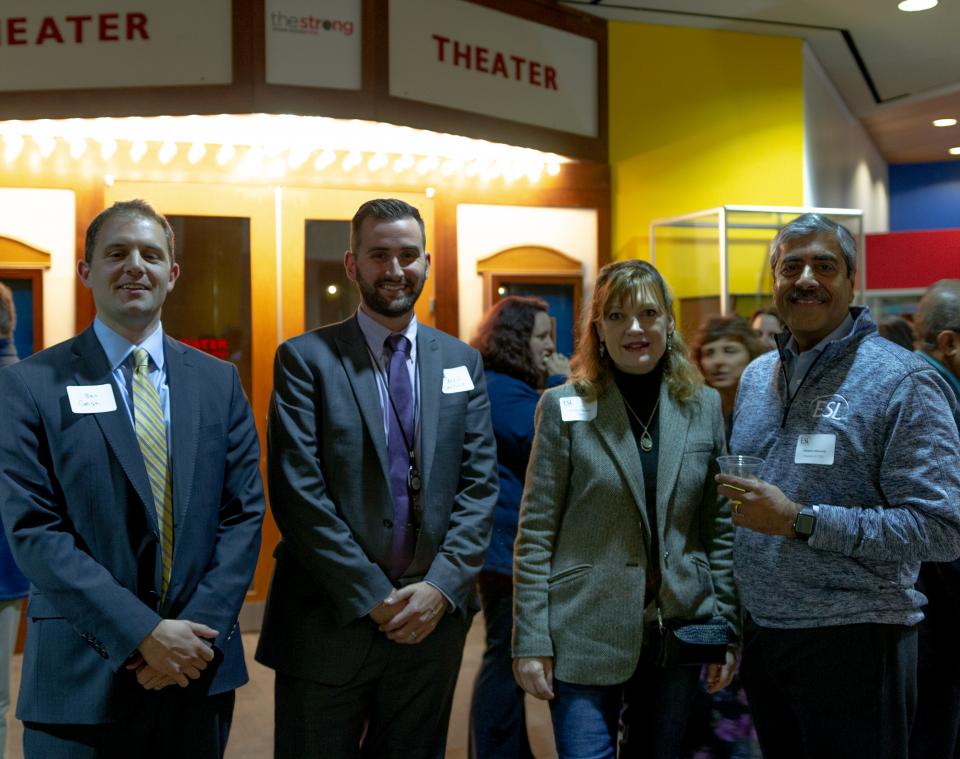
[{"xmin": 131, "ymin": 347, "xmax": 174, "ymax": 598}]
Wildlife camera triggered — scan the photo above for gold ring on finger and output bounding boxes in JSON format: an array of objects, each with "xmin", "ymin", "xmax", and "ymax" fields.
[{"xmin": 733, "ymin": 501, "xmax": 742, "ymax": 516}]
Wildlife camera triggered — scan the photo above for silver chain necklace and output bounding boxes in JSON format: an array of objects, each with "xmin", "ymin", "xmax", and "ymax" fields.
[{"xmin": 621, "ymin": 395, "xmax": 660, "ymax": 453}]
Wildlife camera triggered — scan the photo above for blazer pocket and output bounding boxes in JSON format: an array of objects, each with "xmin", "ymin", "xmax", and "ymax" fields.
[
  {"xmin": 684, "ymin": 438, "xmax": 713, "ymax": 454},
  {"xmin": 548, "ymin": 563, "xmax": 592, "ymax": 587},
  {"xmin": 27, "ymin": 593, "xmax": 64, "ymax": 620}
]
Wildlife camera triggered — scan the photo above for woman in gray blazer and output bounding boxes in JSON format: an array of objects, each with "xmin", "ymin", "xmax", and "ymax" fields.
[{"xmin": 512, "ymin": 260, "xmax": 739, "ymax": 759}]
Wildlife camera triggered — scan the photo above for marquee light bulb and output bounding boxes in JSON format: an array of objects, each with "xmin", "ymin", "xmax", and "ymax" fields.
[
  {"xmin": 99, "ymin": 138, "xmax": 117, "ymax": 161},
  {"xmin": 314, "ymin": 149, "xmax": 337, "ymax": 170},
  {"xmin": 158, "ymin": 141, "xmax": 177, "ymax": 164},
  {"xmin": 188, "ymin": 143, "xmax": 207, "ymax": 164},
  {"xmin": 33, "ymin": 135, "xmax": 56, "ymax": 158},
  {"xmin": 216, "ymin": 144, "xmax": 236, "ymax": 166},
  {"xmin": 68, "ymin": 138, "xmax": 87, "ymax": 160},
  {"xmin": 129, "ymin": 140, "xmax": 148, "ymax": 163},
  {"xmin": 2, "ymin": 134, "xmax": 24, "ymax": 163}
]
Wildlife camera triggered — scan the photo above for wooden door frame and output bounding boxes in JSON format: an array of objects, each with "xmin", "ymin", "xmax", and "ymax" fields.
[{"xmin": 0, "ymin": 268, "xmax": 44, "ymax": 353}]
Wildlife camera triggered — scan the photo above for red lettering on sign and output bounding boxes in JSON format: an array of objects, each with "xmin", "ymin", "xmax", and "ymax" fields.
[
  {"xmin": 65, "ymin": 15, "xmax": 93, "ymax": 43},
  {"xmin": 528, "ymin": 61, "xmax": 541, "ymax": 87},
  {"xmin": 178, "ymin": 336, "xmax": 231, "ymax": 359},
  {"xmin": 0, "ymin": 13, "xmax": 149, "ymax": 46},
  {"xmin": 544, "ymin": 65, "xmax": 557, "ymax": 90},
  {"xmin": 428, "ymin": 33, "xmax": 559, "ymax": 90},
  {"xmin": 453, "ymin": 40, "xmax": 470, "ymax": 69},
  {"xmin": 433, "ymin": 33, "xmax": 450, "ymax": 62},
  {"xmin": 6, "ymin": 18, "xmax": 28, "ymax": 45},
  {"xmin": 99, "ymin": 13, "xmax": 119, "ymax": 42},
  {"xmin": 475, "ymin": 46, "xmax": 489, "ymax": 73},
  {"xmin": 127, "ymin": 12, "xmax": 149, "ymax": 40},
  {"xmin": 36, "ymin": 17, "xmax": 64, "ymax": 44}
]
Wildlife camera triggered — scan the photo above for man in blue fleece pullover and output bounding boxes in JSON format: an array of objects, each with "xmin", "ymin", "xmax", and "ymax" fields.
[{"xmin": 716, "ymin": 215, "xmax": 960, "ymax": 759}]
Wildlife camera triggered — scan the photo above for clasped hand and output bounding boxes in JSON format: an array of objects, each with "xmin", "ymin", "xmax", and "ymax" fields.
[
  {"xmin": 126, "ymin": 618, "xmax": 218, "ymax": 691},
  {"xmin": 369, "ymin": 582, "xmax": 448, "ymax": 645},
  {"xmin": 715, "ymin": 473, "xmax": 801, "ymax": 537}
]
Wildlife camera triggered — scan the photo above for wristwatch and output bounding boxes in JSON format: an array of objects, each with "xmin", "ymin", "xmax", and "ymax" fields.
[{"xmin": 793, "ymin": 505, "xmax": 818, "ymax": 541}]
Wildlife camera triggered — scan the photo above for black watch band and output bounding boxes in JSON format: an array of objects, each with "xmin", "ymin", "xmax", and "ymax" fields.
[{"xmin": 793, "ymin": 505, "xmax": 818, "ymax": 541}]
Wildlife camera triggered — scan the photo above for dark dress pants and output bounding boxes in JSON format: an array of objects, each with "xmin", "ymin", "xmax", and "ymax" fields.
[
  {"xmin": 909, "ymin": 563, "xmax": 960, "ymax": 759},
  {"xmin": 909, "ymin": 610, "xmax": 960, "ymax": 758},
  {"xmin": 23, "ymin": 689, "xmax": 235, "ymax": 759},
  {"xmin": 469, "ymin": 572, "xmax": 534, "ymax": 759},
  {"xmin": 274, "ymin": 609, "xmax": 471, "ymax": 759},
  {"xmin": 740, "ymin": 615, "xmax": 917, "ymax": 759}
]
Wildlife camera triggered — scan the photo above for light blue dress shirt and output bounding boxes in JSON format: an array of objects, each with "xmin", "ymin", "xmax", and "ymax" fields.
[{"xmin": 92, "ymin": 318, "xmax": 171, "ymax": 445}]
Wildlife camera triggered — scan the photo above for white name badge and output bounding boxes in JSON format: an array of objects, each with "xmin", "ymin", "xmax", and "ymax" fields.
[
  {"xmin": 442, "ymin": 366, "xmax": 475, "ymax": 394},
  {"xmin": 559, "ymin": 396, "xmax": 597, "ymax": 422},
  {"xmin": 67, "ymin": 384, "xmax": 118, "ymax": 414},
  {"xmin": 794, "ymin": 433, "xmax": 836, "ymax": 465}
]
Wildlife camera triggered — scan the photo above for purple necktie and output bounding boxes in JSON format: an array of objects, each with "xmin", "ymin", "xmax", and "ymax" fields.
[{"xmin": 385, "ymin": 333, "xmax": 416, "ymax": 579}]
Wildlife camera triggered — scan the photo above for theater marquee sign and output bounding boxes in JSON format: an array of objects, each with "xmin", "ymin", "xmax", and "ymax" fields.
[
  {"xmin": 0, "ymin": 0, "xmax": 231, "ymax": 91},
  {"xmin": 389, "ymin": 0, "xmax": 599, "ymax": 138}
]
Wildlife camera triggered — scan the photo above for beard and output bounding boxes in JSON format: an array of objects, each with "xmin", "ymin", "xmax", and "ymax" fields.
[{"xmin": 355, "ymin": 269, "xmax": 426, "ymax": 319}]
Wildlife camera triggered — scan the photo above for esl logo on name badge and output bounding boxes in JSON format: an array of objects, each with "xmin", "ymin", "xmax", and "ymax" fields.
[{"xmin": 794, "ymin": 433, "xmax": 836, "ymax": 465}]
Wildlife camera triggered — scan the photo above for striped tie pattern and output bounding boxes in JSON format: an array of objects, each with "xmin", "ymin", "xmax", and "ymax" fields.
[{"xmin": 131, "ymin": 347, "xmax": 174, "ymax": 597}]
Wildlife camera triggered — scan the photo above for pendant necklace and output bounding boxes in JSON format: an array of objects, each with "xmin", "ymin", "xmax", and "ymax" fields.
[{"xmin": 622, "ymin": 395, "xmax": 660, "ymax": 453}]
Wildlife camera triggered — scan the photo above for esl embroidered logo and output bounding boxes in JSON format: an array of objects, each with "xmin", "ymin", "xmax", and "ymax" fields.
[{"xmin": 812, "ymin": 394, "xmax": 849, "ymax": 422}]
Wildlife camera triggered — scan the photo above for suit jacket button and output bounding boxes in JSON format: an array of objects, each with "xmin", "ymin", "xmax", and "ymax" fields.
[{"xmin": 383, "ymin": 519, "xmax": 393, "ymax": 528}]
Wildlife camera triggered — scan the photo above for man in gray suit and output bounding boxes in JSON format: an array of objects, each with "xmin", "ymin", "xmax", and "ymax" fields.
[{"xmin": 256, "ymin": 198, "xmax": 498, "ymax": 758}]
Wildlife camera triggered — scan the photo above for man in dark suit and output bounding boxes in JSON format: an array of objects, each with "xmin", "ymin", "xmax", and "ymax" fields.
[
  {"xmin": 0, "ymin": 200, "xmax": 265, "ymax": 758},
  {"xmin": 256, "ymin": 198, "xmax": 498, "ymax": 758}
]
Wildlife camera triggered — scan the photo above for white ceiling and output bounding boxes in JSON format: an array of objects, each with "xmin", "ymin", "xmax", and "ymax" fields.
[{"xmin": 564, "ymin": 0, "xmax": 960, "ymax": 163}]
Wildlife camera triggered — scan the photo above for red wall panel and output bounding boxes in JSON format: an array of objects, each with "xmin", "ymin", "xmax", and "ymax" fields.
[{"xmin": 866, "ymin": 229, "xmax": 960, "ymax": 290}]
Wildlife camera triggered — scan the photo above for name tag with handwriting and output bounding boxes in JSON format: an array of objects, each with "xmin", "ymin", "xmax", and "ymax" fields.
[
  {"xmin": 559, "ymin": 396, "xmax": 597, "ymax": 422},
  {"xmin": 67, "ymin": 384, "xmax": 117, "ymax": 414},
  {"xmin": 442, "ymin": 366, "xmax": 475, "ymax": 394}
]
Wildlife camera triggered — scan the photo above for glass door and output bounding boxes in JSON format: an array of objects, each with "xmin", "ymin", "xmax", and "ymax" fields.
[{"xmin": 106, "ymin": 181, "xmax": 278, "ymax": 607}]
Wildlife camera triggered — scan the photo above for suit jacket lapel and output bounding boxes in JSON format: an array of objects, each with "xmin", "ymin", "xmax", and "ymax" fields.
[
  {"xmin": 593, "ymin": 387, "xmax": 652, "ymax": 539},
  {"xmin": 71, "ymin": 328, "xmax": 156, "ymax": 529},
  {"xmin": 417, "ymin": 329, "xmax": 441, "ymax": 493},
  {"xmin": 165, "ymin": 336, "xmax": 199, "ymax": 552},
  {"xmin": 334, "ymin": 317, "xmax": 391, "ymax": 484},
  {"xmin": 656, "ymin": 385, "xmax": 690, "ymax": 533}
]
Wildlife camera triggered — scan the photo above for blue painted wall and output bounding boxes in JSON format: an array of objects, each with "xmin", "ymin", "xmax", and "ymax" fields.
[{"xmin": 889, "ymin": 161, "xmax": 960, "ymax": 231}]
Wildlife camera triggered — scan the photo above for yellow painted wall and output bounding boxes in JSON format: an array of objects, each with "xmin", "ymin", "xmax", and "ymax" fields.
[{"xmin": 609, "ymin": 22, "xmax": 804, "ymax": 304}]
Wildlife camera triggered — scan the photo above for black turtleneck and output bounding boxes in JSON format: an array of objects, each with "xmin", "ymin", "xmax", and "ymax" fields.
[{"xmin": 613, "ymin": 361, "xmax": 664, "ymax": 604}]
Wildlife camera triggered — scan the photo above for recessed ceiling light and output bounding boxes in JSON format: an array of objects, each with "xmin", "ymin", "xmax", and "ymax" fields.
[
  {"xmin": 933, "ymin": 118, "xmax": 958, "ymax": 127},
  {"xmin": 898, "ymin": 0, "xmax": 937, "ymax": 10},
  {"xmin": 950, "ymin": 147, "xmax": 960, "ymax": 155}
]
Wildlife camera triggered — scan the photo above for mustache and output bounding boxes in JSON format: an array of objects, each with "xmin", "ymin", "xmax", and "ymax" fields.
[{"xmin": 787, "ymin": 287, "xmax": 828, "ymax": 303}]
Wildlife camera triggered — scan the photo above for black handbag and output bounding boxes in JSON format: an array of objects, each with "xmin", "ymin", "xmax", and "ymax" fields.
[{"xmin": 656, "ymin": 617, "xmax": 730, "ymax": 667}]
